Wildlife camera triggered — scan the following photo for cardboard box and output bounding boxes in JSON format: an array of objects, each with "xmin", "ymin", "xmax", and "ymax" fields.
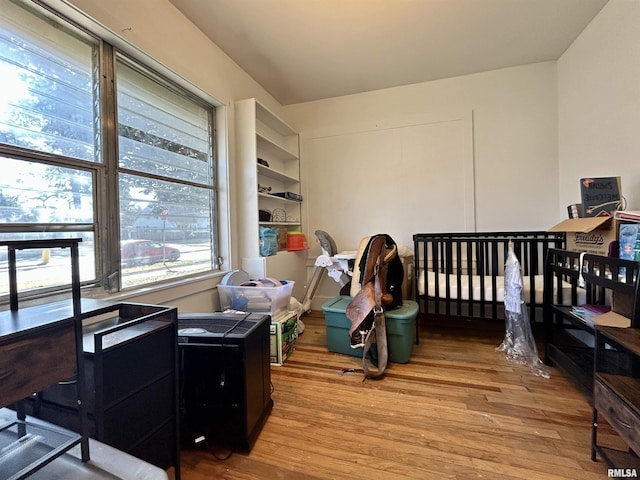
[
  {"xmin": 548, "ymin": 217, "xmax": 618, "ymax": 256},
  {"xmin": 270, "ymin": 311, "xmax": 297, "ymax": 365},
  {"xmin": 277, "ymin": 227, "xmax": 288, "ymax": 252}
]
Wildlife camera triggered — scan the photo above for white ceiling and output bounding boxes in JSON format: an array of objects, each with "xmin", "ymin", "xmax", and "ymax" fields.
[{"xmin": 168, "ymin": 0, "xmax": 609, "ymax": 106}]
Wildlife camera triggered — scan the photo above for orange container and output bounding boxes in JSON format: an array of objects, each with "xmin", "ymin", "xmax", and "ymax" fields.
[{"xmin": 287, "ymin": 232, "xmax": 309, "ymax": 251}]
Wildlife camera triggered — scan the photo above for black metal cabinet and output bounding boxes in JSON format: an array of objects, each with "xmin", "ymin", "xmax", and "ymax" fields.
[{"xmin": 31, "ymin": 302, "xmax": 180, "ymax": 479}]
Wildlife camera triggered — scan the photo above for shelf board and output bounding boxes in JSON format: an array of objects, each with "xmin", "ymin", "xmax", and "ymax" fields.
[
  {"xmin": 594, "ymin": 444, "xmax": 640, "ymax": 470},
  {"xmin": 256, "ymin": 102, "xmax": 296, "ymax": 137},
  {"xmin": 257, "ymin": 163, "xmax": 298, "ymax": 183},
  {"xmin": 598, "ymin": 326, "xmax": 640, "ymax": 355},
  {"xmin": 259, "ymin": 221, "xmax": 300, "ymax": 227},
  {"xmin": 258, "ymin": 192, "xmax": 301, "ymax": 204},
  {"xmin": 597, "ymin": 373, "xmax": 640, "ymax": 416},
  {"xmin": 256, "ymin": 134, "xmax": 298, "ymax": 162},
  {"xmin": 0, "ymin": 416, "xmax": 82, "ymax": 480},
  {"xmin": 551, "ymin": 305, "xmax": 597, "ymax": 333}
]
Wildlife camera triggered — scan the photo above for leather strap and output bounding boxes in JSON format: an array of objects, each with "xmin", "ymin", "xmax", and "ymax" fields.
[{"xmin": 362, "ymin": 258, "xmax": 388, "ymax": 379}]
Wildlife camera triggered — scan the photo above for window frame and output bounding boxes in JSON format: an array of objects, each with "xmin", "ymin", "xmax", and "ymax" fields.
[{"xmin": 0, "ymin": 0, "xmax": 221, "ymax": 302}]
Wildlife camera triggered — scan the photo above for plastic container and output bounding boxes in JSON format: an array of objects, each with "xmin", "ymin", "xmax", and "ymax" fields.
[
  {"xmin": 321, "ymin": 295, "xmax": 419, "ymax": 363},
  {"xmin": 286, "ymin": 232, "xmax": 309, "ymax": 251},
  {"xmin": 218, "ymin": 281, "xmax": 294, "ymax": 317}
]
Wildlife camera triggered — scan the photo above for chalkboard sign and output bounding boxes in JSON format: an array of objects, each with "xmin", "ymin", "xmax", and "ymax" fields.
[{"xmin": 580, "ymin": 176, "xmax": 622, "ymax": 217}]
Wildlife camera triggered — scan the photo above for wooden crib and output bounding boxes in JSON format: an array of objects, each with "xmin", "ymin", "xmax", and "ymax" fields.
[{"xmin": 413, "ymin": 231, "xmax": 565, "ymax": 324}]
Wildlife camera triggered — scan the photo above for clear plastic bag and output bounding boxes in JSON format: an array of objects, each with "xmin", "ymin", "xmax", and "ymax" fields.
[{"xmin": 496, "ymin": 242, "xmax": 550, "ymax": 379}]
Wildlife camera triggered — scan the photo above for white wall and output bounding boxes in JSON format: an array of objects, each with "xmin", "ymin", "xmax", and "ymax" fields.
[
  {"xmin": 558, "ymin": 0, "xmax": 640, "ymax": 215},
  {"xmin": 299, "ymin": 110, "xmax": 475, "ymax": 250},
  {"xmin": 287, "ymin": 62, "xmax": 558, "ymax": 249},
  {"xmin": 284, "ymin": 63, "xmax": 558, "ymax": 306}
]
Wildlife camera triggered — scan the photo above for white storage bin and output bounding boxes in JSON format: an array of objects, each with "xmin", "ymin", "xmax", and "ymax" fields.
[{"xmin": 218, "ymin": 281, "xmax": 295, "ymax": 317}]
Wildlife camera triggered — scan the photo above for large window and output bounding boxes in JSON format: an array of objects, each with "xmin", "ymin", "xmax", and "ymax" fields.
[
  {"xmin": 116, "ymin": 59, "xmax": 217, "ymax": 288},
  {"xmin": 0, "ymin": 0, "xmax": 219, "ymax": 299}
]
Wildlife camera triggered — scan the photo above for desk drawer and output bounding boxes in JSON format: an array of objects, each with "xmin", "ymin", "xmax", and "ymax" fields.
[
  {"xmin": 0, "ymin": 323, "xmax": 76, "ymax": 406},
  {"xmin": 594, "ymin": 379, "xmax": 640, "ymax": 454}
]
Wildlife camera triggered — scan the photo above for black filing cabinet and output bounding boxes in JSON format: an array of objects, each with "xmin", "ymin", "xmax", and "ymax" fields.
[{"xmin": 30, "ymin": 303, "xmax": 180, "ymax": 478}]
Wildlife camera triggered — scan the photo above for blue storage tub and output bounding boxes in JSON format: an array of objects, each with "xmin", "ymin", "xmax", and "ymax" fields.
[{"xmin": 321, "ymin": 295, "xmax": 418, "ymax": 363}]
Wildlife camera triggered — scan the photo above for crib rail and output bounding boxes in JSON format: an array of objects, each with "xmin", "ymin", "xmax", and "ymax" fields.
[{"xmin": 413, "ymin": 231, "xmax": 565, "ymax": 321}]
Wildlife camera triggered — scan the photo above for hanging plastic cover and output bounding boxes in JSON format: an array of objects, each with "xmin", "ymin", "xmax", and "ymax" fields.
[{"xmin": 496, "ymin": 242, "xmax": 551, "ymax": 378}]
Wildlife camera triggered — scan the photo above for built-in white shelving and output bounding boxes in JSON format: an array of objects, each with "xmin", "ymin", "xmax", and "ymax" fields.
[{"xmin": 235, "ymin": 98, "xmax": 306, "ymax": 294}]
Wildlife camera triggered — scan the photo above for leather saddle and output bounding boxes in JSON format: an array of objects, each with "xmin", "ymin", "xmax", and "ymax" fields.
[{"xmin": 346, "ymin": 234, "xmax": 401, "ymax": 379}]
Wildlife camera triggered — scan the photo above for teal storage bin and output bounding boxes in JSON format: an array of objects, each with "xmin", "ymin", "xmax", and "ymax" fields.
[{"xmin": 321, "ymin": 295, "xmax": 418, "ymax": 364}]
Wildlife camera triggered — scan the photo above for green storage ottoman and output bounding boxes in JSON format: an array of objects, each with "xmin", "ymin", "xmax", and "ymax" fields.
[{"xmin": 321, "ymin": 295, "xmax": 418, "ymax": 363}]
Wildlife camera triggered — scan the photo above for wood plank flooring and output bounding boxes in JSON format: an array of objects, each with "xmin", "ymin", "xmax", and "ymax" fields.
[{"xmin": 175, "ymin": 311, "xmax": 620, "ymax": 480}]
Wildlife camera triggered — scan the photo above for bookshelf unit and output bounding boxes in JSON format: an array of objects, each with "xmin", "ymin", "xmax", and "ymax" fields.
[
  {"xmin": 543, "ymin": 248, "xmax": 640, "ymax": 399},
  {"xmin": 235, "ymin": 98, "xmax": 306, "ymax": 291}
]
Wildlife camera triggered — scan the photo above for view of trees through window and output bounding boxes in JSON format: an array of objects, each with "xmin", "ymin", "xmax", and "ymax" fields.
[
  {"xmin": 116, "ymin": 59, "xmax": 216, "ymax": 287},
  {"xmin": 0, "ymin": 0, "xmax": 218, "ymax": 298}
]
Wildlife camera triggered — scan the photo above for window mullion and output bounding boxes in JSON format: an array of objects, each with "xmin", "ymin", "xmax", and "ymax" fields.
[{"xmin": 98, "ymin": 41, "xmax": 121, "ymax": 291}]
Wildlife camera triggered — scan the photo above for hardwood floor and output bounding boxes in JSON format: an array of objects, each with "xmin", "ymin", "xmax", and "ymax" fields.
[{"xmin": 176, "ymin": 311, "xmax": 619, "ymax": 480}]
